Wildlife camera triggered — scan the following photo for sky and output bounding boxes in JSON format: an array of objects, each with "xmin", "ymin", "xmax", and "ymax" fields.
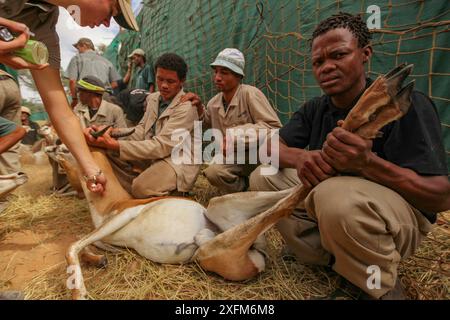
[{"xmin": 20, "ymin": 1, "xmax": 142, "ymax": 102}]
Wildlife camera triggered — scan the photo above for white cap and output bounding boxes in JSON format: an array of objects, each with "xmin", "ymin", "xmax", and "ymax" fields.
[
  {"xmin": 210, "ymin": 48, "xmax": 245, "ymax": 77},
  {"xmin": 128, "ymin": 48, "xmax": 146, "ymax": 58}
]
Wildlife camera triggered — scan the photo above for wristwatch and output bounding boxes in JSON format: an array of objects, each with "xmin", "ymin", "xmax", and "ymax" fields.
[{"xmin": 0, "ymin": 26, "xmax": 14, "ymax": 42}]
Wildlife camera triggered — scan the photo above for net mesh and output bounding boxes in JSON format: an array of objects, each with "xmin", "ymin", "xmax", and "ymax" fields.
[{"xmin": 105, "ymin": 0, "xmax": 450, "ymax": 170}]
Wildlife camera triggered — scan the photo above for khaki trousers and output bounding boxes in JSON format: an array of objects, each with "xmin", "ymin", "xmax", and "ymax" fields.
[
  {"xmin": 107, "ymin": 151, "xmax": 177, "ymax": 198},
  {"xmin": 0, "ymin": 78, "xmax": 22, "ymax": 174},
  {"xmin": 203, "ymin": 163, "xmax": 257, "ymax": 193},
  {"xmin": 249, "ymin": 165, "xmax": 432, "ymax": 298}
]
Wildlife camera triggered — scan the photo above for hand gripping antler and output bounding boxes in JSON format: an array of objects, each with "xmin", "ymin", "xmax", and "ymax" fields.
[{"xmin": 195, "ymin": 64, "xmax": 415, "ymax": 281}]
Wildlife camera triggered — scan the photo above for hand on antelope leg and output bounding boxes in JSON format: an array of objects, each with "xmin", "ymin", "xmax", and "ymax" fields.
[
  {"xmin": 83, "ymin": 126, "xmax": 120, "ymax": 151},
  {"xmin": 322, "ymin": 126, "xmax": 374, "ymax": 175},
  {"xmin": 295, "ymin": 150, "xmax": 335, "ymax": 188}
]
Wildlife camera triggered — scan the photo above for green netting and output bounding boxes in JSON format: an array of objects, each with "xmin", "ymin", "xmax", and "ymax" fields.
[{"xmin": 105, "ymin": 0, "xmax": 450, "ymax": 171}]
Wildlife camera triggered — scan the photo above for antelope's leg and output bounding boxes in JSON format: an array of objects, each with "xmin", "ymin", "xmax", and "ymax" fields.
[
  {"xmin": 195, "ymin": 185, "xmax": 307, "ymax": 280},
  {"xmin": 341, "ymin": 77, "xmax": 390, "ymax": 132},
  {"xmin": 66, "ymin": 208, "xmax": 142, "ymax": 300},
  {"xmin": 342, "ymin": 64, "xmax": 414, "ymax": 133},
  {"xmin": 355, "ymin": 81, "xmax": 414, "ymax": 139}
]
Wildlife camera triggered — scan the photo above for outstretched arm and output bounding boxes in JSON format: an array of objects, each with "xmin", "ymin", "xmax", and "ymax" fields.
[
  {"xmin": 0, "ymin": 126, "xmax": 26, "ymax": 154},
  {"xmin": 31, "ymin": 67, "xmax": 106, "ymax": 193}
]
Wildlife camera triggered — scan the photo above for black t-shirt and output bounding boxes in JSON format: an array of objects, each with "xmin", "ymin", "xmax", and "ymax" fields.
[
  {"xmin": 280, "ymin": 82, "xmax": 447, "ymax": 221},
  {"xmin": 22, "ymin": 121, "xmax": 40, "ymax": 145},
  {"xmin": 116, "ymin": 88, "xmax": 149, "ymax": 123}
]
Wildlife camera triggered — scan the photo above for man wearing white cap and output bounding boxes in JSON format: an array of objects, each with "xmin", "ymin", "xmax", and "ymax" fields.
[
  {"xmin": 0, "ymin": 1, "xmax": 139, "ymax": 194},
  {"xmin": 193, "ymin": 48, "xmax": 282, "ymax": 193},
  {"xmin": 67, "ymin": 38, "xmax": 121, "ymax": 108},
  {"xmin": 123, "ymin": 48, "xmax": 155, "ymax": 93}
]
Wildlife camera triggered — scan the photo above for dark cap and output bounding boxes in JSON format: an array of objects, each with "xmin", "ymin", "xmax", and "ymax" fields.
[{"xmin": 76, "ymin": 76, "xmax": 106, "ymax": 94}]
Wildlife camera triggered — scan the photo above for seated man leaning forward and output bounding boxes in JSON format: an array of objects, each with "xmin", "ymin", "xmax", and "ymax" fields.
[
  {"xmin": 84, "ymin": 53, "xmax": 200, "ymax": 198},
  {"xmin": 249, "ymin": 13, "xmax": 450, "ymax": 299},
  {"xmin": 189, "ymin": 48, "xmax": 281, "ymax": 193},
  {"xmin": 74, "ymin": 76, "xmax": 127, "ymax": 129}
]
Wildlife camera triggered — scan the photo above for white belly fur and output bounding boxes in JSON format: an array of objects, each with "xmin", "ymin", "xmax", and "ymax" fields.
[{"xmin": 104, "ymin": 199, "xmax": 208, "ymax": 264}]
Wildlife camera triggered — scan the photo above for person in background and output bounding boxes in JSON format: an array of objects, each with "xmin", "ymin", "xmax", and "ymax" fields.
[
  {"xmin": 185, "ymin": 48, "xmax": 282, "ymax": 194},
  {"xmin": 67, "ymin": 37, "xmax": 121, "ymax": 109},
  {"xmin": 84, "ymin": 53, "xmax": 200, "ymax": 198},
  {"xmin": 0, "ymin": 66, "xmax": 22, "ymax": 174},
  {"xmin": 114, "ymin": 88, "xmax": 149, "ymax": 127},
  {"xmin": 123, "ymin": 48, "xmax": 155, "ymax": 93},
  {"xmin": 74, "ymin": 76, "xmax": 127, "ymax": 129},
  {"xmin": 20, "ymin": 106, "xmax": 41, "ymax": 146}
]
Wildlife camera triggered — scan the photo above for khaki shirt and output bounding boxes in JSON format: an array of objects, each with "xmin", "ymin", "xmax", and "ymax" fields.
[
  {"xmin": 204, "ymin": 84, "xmax": 281, "ymax": 134},
  {"xmin": 74, "ymin": 100, "xmax": 127, "ymax": 129},
  {"xmin": 118, "ymin": 89, "xmax": 200, "ymax": 192},
  {"xmin": 0, "ymin": 1, "xmax": 60, "ymax": 69}
]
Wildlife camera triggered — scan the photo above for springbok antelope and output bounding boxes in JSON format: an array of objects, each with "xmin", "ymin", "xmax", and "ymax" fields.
[{"xmin": 64, "ymin": 64, "xmax": 414, "ymax": 300}]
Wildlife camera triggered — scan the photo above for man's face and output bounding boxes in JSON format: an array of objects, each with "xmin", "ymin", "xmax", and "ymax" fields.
[
  {"xmin": 311, "ymin": 28, "xmax": 371, "ymax": 97},
  {"xmin": 132, "ymin": 54, "xmax": 144, "ymax": 66},
  {"xmin": 156, "ymin": 68, "xmax": 184, "ymax": 101},
  {"xmin": 78, "ymin": 90, "xmax": 92, "ymax": 105},
  {"xmin": 75, "ymin": 0, "xmax": 120, "ymax": 28},
  {"xmin": 213, "ymin": 66, "xmax": 241, "ymax": 93},
  {"xmin": 21, "ymin": 112, "xmax": 29, "ymax": 124}
]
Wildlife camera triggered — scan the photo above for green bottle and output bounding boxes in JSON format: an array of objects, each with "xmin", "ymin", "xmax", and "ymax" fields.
[{"xmin": 15, "ymin": 40, "xmax": 49, "ymax": 65}]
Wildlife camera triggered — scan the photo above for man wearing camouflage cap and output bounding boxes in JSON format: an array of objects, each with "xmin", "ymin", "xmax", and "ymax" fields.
[{"xmin": 74, "ymin": 76, "xmax": 127, "ymax": 129}]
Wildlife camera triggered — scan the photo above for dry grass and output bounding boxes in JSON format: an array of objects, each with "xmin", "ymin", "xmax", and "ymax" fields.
[{"xmin": 0, "ymin": 163, "xmax": 448, "ymax": 300}]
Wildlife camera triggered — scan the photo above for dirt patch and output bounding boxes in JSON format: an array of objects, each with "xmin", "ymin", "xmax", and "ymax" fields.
[{"xmin": 0, "ymin": 229, "xmax": 76, "ymax": 290}]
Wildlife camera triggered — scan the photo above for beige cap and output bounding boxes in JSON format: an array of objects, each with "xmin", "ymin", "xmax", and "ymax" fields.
[
  {"xmin": 128, "ymin": 48, "xmax": 146, "ymax": 58},
  {"xmin": 73, "ymin": 38, "xmax": 95, "ymax": 50},
  {"xmin": 21, "ymin": 106, "xmax": 31, "ymax": 115},
  {"xmin": 114, "ymin": 0, "xmax": 140, "ymax": 32}
]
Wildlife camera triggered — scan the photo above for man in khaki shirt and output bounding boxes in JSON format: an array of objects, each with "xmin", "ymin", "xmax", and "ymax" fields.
[
  {"xmin": 84, "ymin": 53, "xmax": 200, "ymax": 198},
  {"xmin": 193, "ymin": 48, "xmax": 281, "ymax": 193},
  {"xmin": 74, "ymin": 76, "xmax": 127, "ymax": 129}
]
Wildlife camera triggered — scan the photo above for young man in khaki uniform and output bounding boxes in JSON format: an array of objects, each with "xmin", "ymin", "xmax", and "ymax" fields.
[
  {"xmin": 249, "ymin": 13, "xmax": 450, "ymax": 299},
  {"xmin": 0, "ymin": 69, "xmax": 22, "ymax": 174},
  {"xmin": 192, "ymin": 48, "xmax": 281, "ymax": 193},
  {"xmin": 84, "ymin": 53, "xmax": 200, "ymax": 198},
  {"xmin": 0, "ymin": 0, "xmax": 139, "ymax": 194},
  {"xmin": 74, "ymin": 76, "xmax": 127, "ymax": 129}
]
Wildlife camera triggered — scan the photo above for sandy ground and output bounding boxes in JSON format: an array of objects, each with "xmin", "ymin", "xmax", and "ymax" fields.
[{"xmin": 0, "ymin": 162, "xmax": 89, "ymax": 292}]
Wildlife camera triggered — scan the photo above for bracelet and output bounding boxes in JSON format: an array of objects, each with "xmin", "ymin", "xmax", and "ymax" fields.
[{"xmin": 83, "ymin": 169, "xmax": 103, "ymax": 184}]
